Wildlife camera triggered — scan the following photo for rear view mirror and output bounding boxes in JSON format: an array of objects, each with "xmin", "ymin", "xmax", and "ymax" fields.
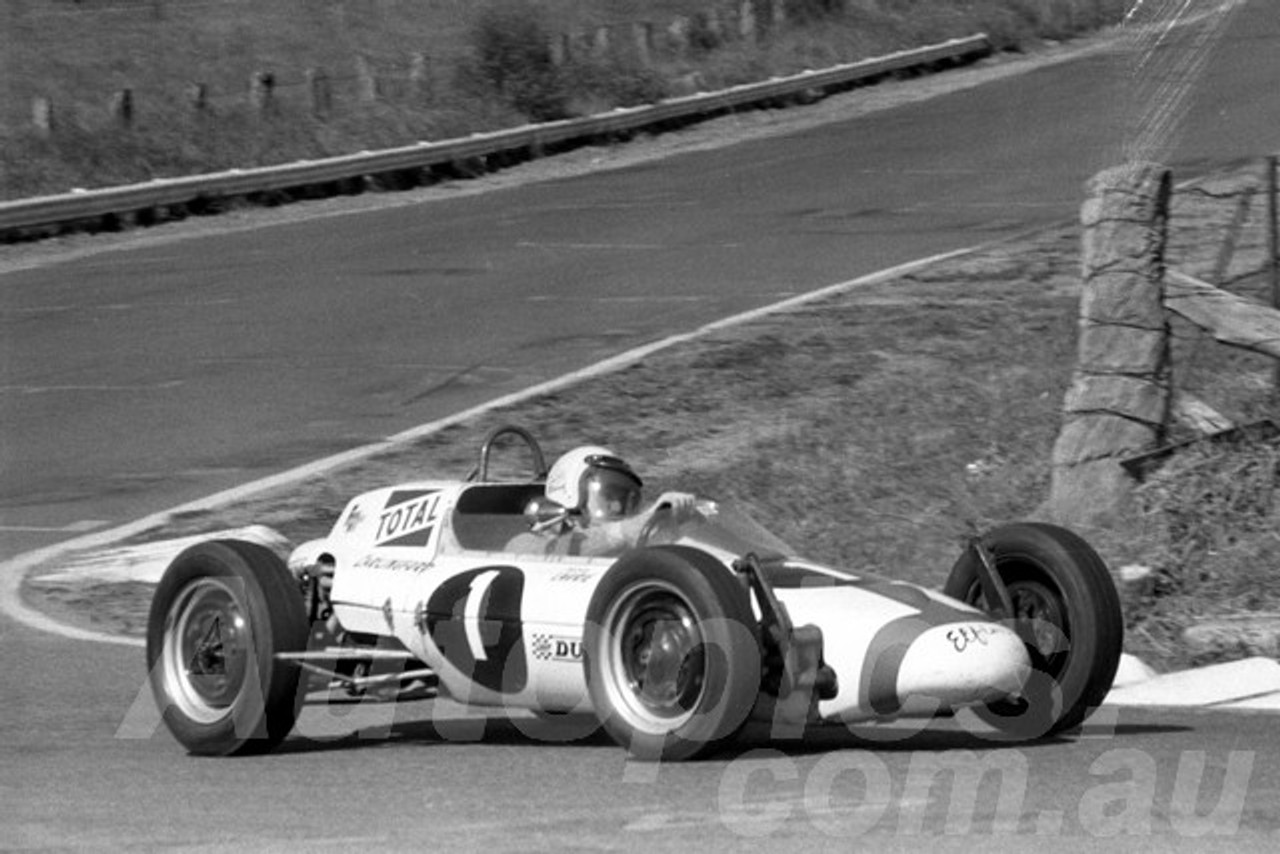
[{"xmin": 524, "ymin": 496, "xmax": 569, "ymax": 532}]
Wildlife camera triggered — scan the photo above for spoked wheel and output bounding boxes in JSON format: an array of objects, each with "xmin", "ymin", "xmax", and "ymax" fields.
[
  {"xmin": 604, "ymin": 581, "xmax": 704, "ymax": 729},
  {"xmin": 161, "ymin": 577, "xmax": 253, "ymax": 724},
  {"xmin": 147, "ymin": 540, "xmax": 309, "ymax": 756},
  {"xmin": 944, "ymin": 522, "xmax": 1123, "ymax": 739},
  {"xmin": 584, "ymin": 546, "xmax": 761, "ymax": 761},
  {"xmin": 1006, "ymin": 578, "xmax": 1070, "ymax": 675}
]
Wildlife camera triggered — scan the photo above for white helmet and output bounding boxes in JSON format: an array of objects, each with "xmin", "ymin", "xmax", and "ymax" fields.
[{"xmin": 545, "ymin": 445, "xmax": 643, "ymax": 521}]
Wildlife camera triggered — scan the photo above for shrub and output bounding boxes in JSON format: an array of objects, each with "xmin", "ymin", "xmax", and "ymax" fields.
[
  {"xmin": 687, "ymin": 11, "xmax": 724, "ymax": 54},
  {"xmin": 563, "ymin": 59, "xmax": 670, "ymax": 111},
  {"xmin": 1137, "ymin": 439, "xmax": 1280, "ymax": 591},
  {"xmin": 788, "ymin": 0, "xmax": 849, "ymax": 24},
  {"xmin": 468, "ymin": 1, "xmax": 569, "ymax": 122}
]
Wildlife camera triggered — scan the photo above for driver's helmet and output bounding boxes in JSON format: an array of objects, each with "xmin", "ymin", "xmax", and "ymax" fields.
[{"xmin": 545, "ymin": 445, "xmax": 643, "ymax": 521}]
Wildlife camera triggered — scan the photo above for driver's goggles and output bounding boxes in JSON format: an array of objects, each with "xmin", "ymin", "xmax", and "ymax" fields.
[{"xmin": 585, "ymin": 469, "xmax": 641, "ymax": 517}]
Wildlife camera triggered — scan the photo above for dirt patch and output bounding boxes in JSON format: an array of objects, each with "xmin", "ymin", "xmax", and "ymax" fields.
[{"xmin": 24, "ymin": 578, "xmax": 154, "ymax": 639}]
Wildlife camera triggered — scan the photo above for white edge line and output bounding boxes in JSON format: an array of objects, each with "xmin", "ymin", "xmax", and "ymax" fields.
[{"xmin": 0, "ymin": 246, "xmax": 980, "ymax": 647}]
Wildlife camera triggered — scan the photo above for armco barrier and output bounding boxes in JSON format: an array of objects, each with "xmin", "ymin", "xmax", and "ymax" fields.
[{"xmin": 0, "ymin": 35, "xmax": 989, "ymax": 237}]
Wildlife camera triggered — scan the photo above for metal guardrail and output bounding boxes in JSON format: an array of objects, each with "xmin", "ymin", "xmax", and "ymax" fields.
[{"xmin": 0, "ymin": 35, "xmax": 990, "ymax": 236}]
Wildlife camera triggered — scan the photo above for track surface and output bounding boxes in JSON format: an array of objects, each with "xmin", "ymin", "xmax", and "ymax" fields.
[
  {"xmin": 3, "ymin": 2, "xmax": 1280, "ymax": 847},
  {"xmin": 8, "ymin": 646, "xmax": 1280, "ymax": 848}
]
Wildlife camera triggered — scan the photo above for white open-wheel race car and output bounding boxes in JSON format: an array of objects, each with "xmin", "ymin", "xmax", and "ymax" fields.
[{"xmin": 146, "ymin": 425, "xmax": 1124, "ymax": 761}]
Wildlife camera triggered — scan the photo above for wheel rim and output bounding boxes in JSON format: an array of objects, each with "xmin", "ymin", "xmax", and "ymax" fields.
[
  {"xmin": 162, "ymin": 577, "xmax": 252, "ymax": 724},
  {"xmin": 600, "ymin": 580, "xmax": 705, "ymax": 731},
  {"xmin": 1006, "ymin": 577, "xmax": 1070, "ymax": 676}
]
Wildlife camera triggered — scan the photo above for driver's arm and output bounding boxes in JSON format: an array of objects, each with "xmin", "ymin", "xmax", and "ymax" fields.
[
  {"xmin": 615, "ymin": 491, "xmax": 699, "ymax": 541},
  {"xmin": 647, "ymin": 491, "xmax": 698, "ymax": 521},
  {"xmin": 574, "ymin": 492, "xmax": 700, "ymax": 557}
]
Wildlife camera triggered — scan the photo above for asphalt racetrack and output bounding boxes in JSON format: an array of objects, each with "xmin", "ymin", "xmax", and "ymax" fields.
[{"xmin": 4, "ymin": 1, "xmax": 1280, "ymax": 847}]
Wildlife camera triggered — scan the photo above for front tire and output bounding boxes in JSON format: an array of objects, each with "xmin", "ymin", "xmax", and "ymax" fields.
[
  {"xmin": 584, "ymin": 547, "xmax": 761, "ymax": 761},
  {"xmin": 146, "ymin": 539, "xmax": 309, "ymax": 756},
  {"xmin": 944, "ymin": 522, "xmax": 1123, "ymax": 738}
]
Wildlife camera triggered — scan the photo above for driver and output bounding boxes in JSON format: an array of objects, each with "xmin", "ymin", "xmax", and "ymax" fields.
[{"xmin": 507, "ymin": 445, "xmax": 698, "ymax": 557}]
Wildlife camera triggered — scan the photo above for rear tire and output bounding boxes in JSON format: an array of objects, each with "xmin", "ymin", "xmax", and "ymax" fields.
[
  {"xmin": 944, "ymin": 522, "xmax": 1122, "ymax": 738},
  {"xmin": 584, "ymin": 546, "xmax": 761, "ymax": 761},
  {"xmin": 146, "ymin": 539, "xmax": 309, "ymax": 755}
]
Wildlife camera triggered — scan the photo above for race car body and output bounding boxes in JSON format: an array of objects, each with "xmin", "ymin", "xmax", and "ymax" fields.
[
  {"xmin": 308, "ymin": 480, "xmax": 1029, "ymax": 722},
  {"xmin": 146, "ymin": 426, "xmax": 1123, "ymax": 760}
]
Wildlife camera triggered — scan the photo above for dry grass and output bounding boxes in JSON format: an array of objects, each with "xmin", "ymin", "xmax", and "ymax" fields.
[{"xmin": 1120, "ymin": 436, "xmax": 1280, "ymax": 667}]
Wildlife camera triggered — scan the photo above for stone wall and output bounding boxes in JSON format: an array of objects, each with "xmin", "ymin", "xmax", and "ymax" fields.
[{"xmin": 1048, "ymin": 162, "xmax": 1173, "ymax": 528}]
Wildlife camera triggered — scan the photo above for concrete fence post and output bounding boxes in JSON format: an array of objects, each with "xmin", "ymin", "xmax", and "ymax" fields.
[
  {"xmin": 549, "ymin": 31, "xmax": 569, "ymax": 65},
  {"xmin": 740, "ymin": 0, "xmax": 758, "ymax": 42},
  {"xmin": 109, "ymin": 88, "xmax": 135, "ymax": 128},
  {"xmin": 308, "ymin": 68, "xmax": 332, "ymax": 119},
  {"xmin": 705, "ymin": 8, "xmax": 723, "ymax": 40},
  {"xmin": 249, "ymin": 71, "xmax": 276, "ymax": 114},
  {"xmin": 409, "ymin": 53, "xmax": 431, "ymax": 101},
  {"xmin": 1048, "ymin": 162, "xmax": 1173, "ymax": 529},
  {"xmin": 32, "ymin": 96, "xmax": 54, "ymax": 137},
  {"xmin": 667, "ymin": 16, "xmax": 691, "ymax": 56},
  {"xmin": 187, "ymin": 83, "xmax": 209, "ymax": 115},
  {"xmin": 771, "ymin": 0, "xmax": 787, "ymax": 28},
  {"xmin": 632, "ymin": 22, "xmax": 653, "ymax": 67},
  {"xmin": 570, "ymin": 28, "xmax": 593, "ymax": 62},
  {"xmin": 592, "ymin": 24, "xmax": 611, "ymax": 60},
  {"xmin": 355, "ymin": 55, "xmax": 377, "ymax": 102}
]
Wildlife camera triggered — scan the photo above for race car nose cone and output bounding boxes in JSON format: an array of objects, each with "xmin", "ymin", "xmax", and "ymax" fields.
[{"xmin": 891, "ymin": 622, "xmax": 1030, "ymax": 716}]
